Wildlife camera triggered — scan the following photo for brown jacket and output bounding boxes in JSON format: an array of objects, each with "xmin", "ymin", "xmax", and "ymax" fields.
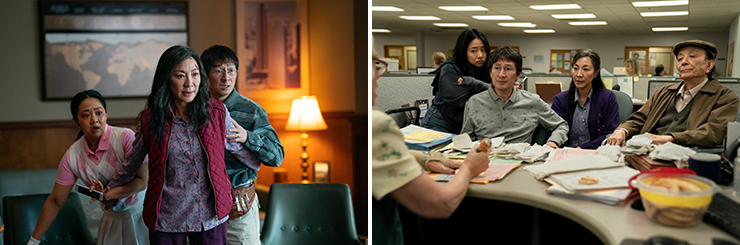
[{"xmin": 619, "ymin": 78, "xmax": 739, "ymax": 147}]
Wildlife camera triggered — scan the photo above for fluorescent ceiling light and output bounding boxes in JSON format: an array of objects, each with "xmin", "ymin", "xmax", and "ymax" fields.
[
  {"xmin": 529, "ymin": 4, "xmax": 581, "ymax": 10},
  {"xmin": 640, "ymin": 11, "xmax": 688, "ymax": 17},
  {"xmin": 372, "ymin": 6, "xmax": 404, "ymax": 11},
  {"xmin": 569, "ymin": 21, "xmax": 608, "ymax": 26},
  {"xmin": 652, "ymin": 27, "xmax": 688, "ymax": 31},
  {"xmin": 439, "ymin": 6, "xmax": 488, "ymax": 11},
  {"xmin": 372, "ymin": 29, "xmax": 391, "ymax": 33},
  {"xmin": 524, "ymin": 29, "xmax": 555, "ymax": 33},
  {"xmin": 434, "ymin": 23, "xmax": 469, "ymax": 27},
  {"xmin": 552, "ymin": 14, "xmax": 596, "ymax": 19},
  {"xmin": 632, "ymin": 1, "xmax": 688, "ymax": 7},
  {"xmin": 498, "ymin": 22, "xmax": 537, "ymax": 28},
  {"xmin": 473, "ymin": 15, "xmax": 515, "ymax": 20},
  {"xmin": 400, "ymin": 16, "xmax": 441, "ymax": 20}
]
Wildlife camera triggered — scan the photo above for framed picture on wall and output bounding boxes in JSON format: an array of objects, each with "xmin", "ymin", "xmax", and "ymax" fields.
[
  {"xmin": 39, "ymin": 1, "xmax": 188, "ymax": 100},
  {"xmin": 313, "ymin": 161, "xmax": 330, "ymax": 183},
  {"xmin": 235, "ymin": 0, "xmax": 309, "ymax": 111}
]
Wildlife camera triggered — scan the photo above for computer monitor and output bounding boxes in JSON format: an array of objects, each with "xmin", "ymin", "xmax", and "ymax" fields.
[{"xmin": 416, "ymin": 67, "xmax": 436, "ymax": 74}]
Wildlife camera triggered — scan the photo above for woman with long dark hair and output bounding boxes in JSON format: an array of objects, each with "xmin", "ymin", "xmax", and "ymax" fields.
[
  {"xmin": 551, "ymin": 49, "xmax": 621, "ymax": 149},
  {"xmin": 422, "ymin": 29, "xmax": 492, "ymax": 133},
  {"xmin": 29, "ymin": 90, "xmax": 149, "ymax": 245},
  {"xmin": 107, "ymin": 45, "xmax": 256, "ymax": 244}
]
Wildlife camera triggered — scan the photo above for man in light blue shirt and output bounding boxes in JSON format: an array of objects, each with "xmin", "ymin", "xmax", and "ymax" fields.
[{"xmin": 461, "ymin": 46, "xmax": 568, "ymax": 147}]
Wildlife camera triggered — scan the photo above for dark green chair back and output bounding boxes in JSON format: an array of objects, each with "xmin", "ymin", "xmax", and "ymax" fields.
[
  {"xmin": 3, "ymin": 193, "xmax": 94, "ymax": 245},
  {"xmin": 261, "ymin": 183, "xmax": 361, "ymax": 245},
  {"xmin": 531, "ymin": 124, "xmax": 548, "ymax": 145},
  {"xmin": 613, "ymin": 90, "xmax": 634, "ymax": 123}
]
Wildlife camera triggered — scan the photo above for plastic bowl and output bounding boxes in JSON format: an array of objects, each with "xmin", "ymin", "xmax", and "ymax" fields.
[{"xmin": 632, "ymin": 173, "xmax": 720, "ymax": 227}]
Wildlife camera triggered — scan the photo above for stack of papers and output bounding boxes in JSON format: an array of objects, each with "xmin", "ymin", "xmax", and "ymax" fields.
[
  {"xmin": 399, "ymin": 125, "xmax": 453, "ymax": 151},
  {"xmin": 625, "ymin": 154, "xmax": 674, "ymax": 172},
  {"xmin": 434, "ymin": 159, "xmax": 522, "ymax": 184},
  {"xmin": 527, "ymin": 150, "xmax": 639, "ymax": 205},
  {"xmin": 545, "ymin": 180, "xmax": 633, "ymax": 206},
  {"xmin": 545, "ymin": 167, "xmax": 639, "ymax": 191},
  {"xmin": 523, "ymin": 154, "xmax": 622, "ymax": 180}
]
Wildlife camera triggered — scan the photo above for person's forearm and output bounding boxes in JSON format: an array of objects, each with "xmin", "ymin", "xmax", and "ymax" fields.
[
  {"xmin": 437, "ymin": 164, "xmax": 474, "ymax": 212},
  {"xmin": 30, "ymin": 197, "xmax": 64, "ymax": 240},
  {"xmin": 244, "ymin": 129, "xmax": 285, "ymax": 167},
  {"xmin": 106, "ymin": 176, "xmax": 146, "ymax": 200}
]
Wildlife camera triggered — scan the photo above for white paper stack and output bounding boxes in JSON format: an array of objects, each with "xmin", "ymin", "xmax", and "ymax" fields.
[{"xmin": 523, "ymin": 154, "xmax": 623, "ymax": 180}]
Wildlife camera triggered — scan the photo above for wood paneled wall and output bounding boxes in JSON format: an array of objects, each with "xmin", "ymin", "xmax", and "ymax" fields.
[
  {"xmin": 0, "ymin": 119, "xmax": 136, "ymax": 171},
  {"xmin": 0, "ymin": 111, "xmax": 366, "ymax": 234},
  {"xmin": 0, "ymin": 113, "xmax": 358, "ymax": 189}
]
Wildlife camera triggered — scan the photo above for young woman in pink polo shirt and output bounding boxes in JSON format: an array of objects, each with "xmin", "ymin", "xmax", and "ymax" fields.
[{"xmin": 28, "ymin": 90, "xmax": 149, "ymax": 245}]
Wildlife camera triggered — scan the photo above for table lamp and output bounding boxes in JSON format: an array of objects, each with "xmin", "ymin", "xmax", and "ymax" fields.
[{"xmin": 285, "ymin": 95, "xmax": 328, "ymax": 183}]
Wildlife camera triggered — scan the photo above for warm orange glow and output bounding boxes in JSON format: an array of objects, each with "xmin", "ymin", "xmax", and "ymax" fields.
[{"xmin": 285, "ymin": 95, "xmax": 328, "ymax": 131}]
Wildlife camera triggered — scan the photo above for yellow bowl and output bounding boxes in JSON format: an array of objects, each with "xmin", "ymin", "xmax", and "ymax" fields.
[{"xmin": 633, "ymin": 173, "xmax": 719, "ymax": 227}]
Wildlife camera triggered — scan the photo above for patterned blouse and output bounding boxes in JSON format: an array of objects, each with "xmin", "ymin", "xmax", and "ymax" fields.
[{"xmin": 114, "ymin": 106, "xmax": 253, "ymax": 232}]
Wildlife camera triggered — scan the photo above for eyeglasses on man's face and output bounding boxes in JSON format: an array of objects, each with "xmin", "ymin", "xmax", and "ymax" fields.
[
  {"xmin": 210, "ymin": 66, "xmax": 238, "ymax": 77},
  {"xmin": 373, "ymin": 57, "xmax": 388, "ymax": 77},
  {"xmin": 491, "ymin": 66, "xmax": 517, "ymax": 75}
]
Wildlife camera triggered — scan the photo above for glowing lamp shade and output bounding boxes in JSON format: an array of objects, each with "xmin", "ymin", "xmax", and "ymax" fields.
[
  {"xmin": 285, "ymin": 95, "xmax": 327, "ymax": 183},
  {"xmin": 286, "ymin": 95, "xmax": 327, "ymax": 131}
]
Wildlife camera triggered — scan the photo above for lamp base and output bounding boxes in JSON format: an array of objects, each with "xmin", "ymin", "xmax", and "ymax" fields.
[{"xmin": 300, "ymin": 132, "xmax": 310, "ymax": 184}]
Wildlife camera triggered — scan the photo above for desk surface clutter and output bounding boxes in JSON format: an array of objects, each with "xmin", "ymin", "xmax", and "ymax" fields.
[{"xmin": 427, "ymin": 147, "xmax": 740, "ymax": 244}]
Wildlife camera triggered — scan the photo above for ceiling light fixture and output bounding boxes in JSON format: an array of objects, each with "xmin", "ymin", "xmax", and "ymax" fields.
[
  {"xmin": 498, "ymin": 22, "xmax": 537, "ymax": 28},
  {"xmin": 473, "ymin": 15, "xmax": 515, "ymax": 20},
  {"xmin": 524, "ymin": 29, "xmax": 555, "ymax": 33},
  {"xmin": 569, "ymin": 21, "xmax": 608, "ymax": 25},
  {"xmin": 552, "ymin": 14, "xmax": 596, "ymax": 19},
  {"xmin": 632, "ymin": 1, "xmax": 688, "ymax": 7},
  {"xmin": 529, "ymin": 4, "xmax": 581, "ymax": 10},
  {"xmin": 640, "ymin": 11, "xmax": 688, "ymax": 17},
  {"xmin": 652, "ymin": 27, "xmax": 688, "ymax": 31},
  {"xmin": 433, "ymin": 23, "xmax": 469, "ymax": 27},
  {"xmin": 371, "ymin": 6, "xmax": 404, "ymax": 11},
  {"xmin": 400, "ymin": 16, "xmax": 441, "ymax": 20},
  {"xmin": 439, "ymin": 6, "xmax": 488, "ymax": 11},
  {"xmin": 372, "ymin": 29, "xmax": 391, "ymax": 33}
]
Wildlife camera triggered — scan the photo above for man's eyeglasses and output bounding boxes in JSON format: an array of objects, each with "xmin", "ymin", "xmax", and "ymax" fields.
[
  {"xmin": 491, "ymin": 66, "xmax": 517, "ymax": 75},
  {"xmin": 373, "ymin": 57, "xmax": 388, "ymax": 77},
  {"xmin": 211, "ymin": 67, "xmax": 238, "ymax": 77}
]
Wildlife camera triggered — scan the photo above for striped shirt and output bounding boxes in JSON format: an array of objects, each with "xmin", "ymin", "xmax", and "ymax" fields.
[{"xmin": 222, "ymin": 91, "xmax": 284, "ymax": 187}]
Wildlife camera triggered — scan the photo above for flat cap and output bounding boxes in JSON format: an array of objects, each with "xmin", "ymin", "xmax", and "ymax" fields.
[{"xmin": 673, "ymin": 40, "xmax": 717, "ymax": 60}]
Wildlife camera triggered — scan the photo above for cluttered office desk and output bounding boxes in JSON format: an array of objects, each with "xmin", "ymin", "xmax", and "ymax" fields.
[{"xmin": 463, "ymin": 161, "xmax": 740, "ymax": 244}]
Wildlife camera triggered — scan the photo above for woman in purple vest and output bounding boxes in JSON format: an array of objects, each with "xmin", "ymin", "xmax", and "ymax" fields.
[
  {"xmin": 107, "ymin": 45, "xmax": 254, "ymax": 245},
  {"xmin": 551, "ymin": 49, "xmax": 621, "ymax": 149}
]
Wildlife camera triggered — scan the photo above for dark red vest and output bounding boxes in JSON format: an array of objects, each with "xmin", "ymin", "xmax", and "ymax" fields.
[{"xmin": 140, "ymin": 98, "xmax": 233, "ymax": 229}]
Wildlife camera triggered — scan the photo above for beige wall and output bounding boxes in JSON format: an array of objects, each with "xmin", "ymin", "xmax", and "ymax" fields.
[{"xmin": 0, "ymin": 0, "xmax": 363, "ymax": 122}]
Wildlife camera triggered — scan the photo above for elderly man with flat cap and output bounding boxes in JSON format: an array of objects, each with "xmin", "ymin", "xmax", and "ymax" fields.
[{"xmin": 606, "ymin": 40, "xmax": 739, "ymax": 147}]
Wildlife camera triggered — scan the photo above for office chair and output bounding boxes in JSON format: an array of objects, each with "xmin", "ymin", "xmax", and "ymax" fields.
[
  {"xmin": 261, "ymin": 183, "xmax": 362, "ymax": 245},
  {"xmin": 532, "ymin": 125, "xmax": 548, "ymax": 145},
  {"xmin": 613, "ymin": 90, "xmax": 633, "ymax": 122},
  {"xmin": 3, "ymin": 192, "xmax": 95, "ymax": 245},
  {"xmin": 385, "ymin": 106, "xmax": 421, "ymax": 128}
]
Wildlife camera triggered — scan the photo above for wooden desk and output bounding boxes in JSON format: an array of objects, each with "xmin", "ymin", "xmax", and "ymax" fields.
[{"xmin": 464, "ymin": 163, "xmax": 740, "ymax": 244}]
